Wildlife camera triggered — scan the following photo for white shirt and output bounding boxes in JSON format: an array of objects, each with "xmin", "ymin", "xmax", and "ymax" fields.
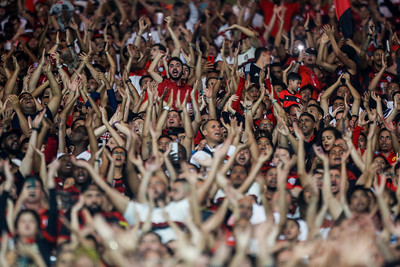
[
  {"xmin": 123, "ymin": 199, "xmax": 190, "ymax": 243},
  {"xmin": 190, "ymin": 144, "xmax": 236, "ymax": 168}
]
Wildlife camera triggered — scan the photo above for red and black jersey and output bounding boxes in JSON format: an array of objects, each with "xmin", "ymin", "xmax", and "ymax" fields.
[{"xmin": 278, "ymin": 89, "xmax": 302, "ymax": 110}]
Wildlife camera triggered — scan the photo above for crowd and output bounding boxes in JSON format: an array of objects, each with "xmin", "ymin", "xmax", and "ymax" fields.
[{"xmin": 0, "ymin": 0, "xmax": 399, "ymax": 266}]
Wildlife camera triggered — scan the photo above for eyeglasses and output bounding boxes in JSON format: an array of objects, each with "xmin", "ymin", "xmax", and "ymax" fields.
[
  {"xmin": 259, "ymin": 123, "xmax": 273, "ymax": 128},
  {"xmin": 113, "ymin": 152, "xmax": 125, "ymax": 157}
]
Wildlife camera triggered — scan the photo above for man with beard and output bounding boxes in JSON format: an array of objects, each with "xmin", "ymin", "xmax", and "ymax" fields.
[
  {"xmin": 0, "ymin": 129, "xmax": 22, "ymax": 160},
  {"xmin": 213, "ymin": 165, "xmax": 261, "ymax": 203},
  {"xmin": 156, "ymin": 57, "xmax": 195, "ymax": 109},
  {"xmin": 58, "ymin": 184, "xmax": 124, "ymax": 243},
  {"xmin": 11, "ymin": 63, "xmax": 62, "ymax": 130}
]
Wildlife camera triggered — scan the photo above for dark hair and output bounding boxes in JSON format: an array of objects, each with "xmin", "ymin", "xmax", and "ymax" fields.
[
  {"xmin": 317, "ymin": 127, "xmax": 342, "ymax": 151},
  {"xmin": 168, "ymin": 57, "xmax": 183, "ymax": 66},
  {"xmin": 15, "ymin": 209, "xmax": 41, "ymax": 236},
  {"xmin": 299, "ymin": 112, "xmax": 316, "ymax": 122},
  {"xmin": 152, "ymin": 43, "xmax": 166, "ymax": 53},
  {"xmin": 307, "ymin": 104, "xmax": 324, "ymax": 117},
  {"xmin": 254, "ymin": 47, "xmax": 269, "ymax": 61},
  {"xmin": 139, "ymin": 75, "xmax": 152, "ymax": 87},
  {"xmin": 287, "ymin": 72, "xmax": 302, "ymax": 84}
]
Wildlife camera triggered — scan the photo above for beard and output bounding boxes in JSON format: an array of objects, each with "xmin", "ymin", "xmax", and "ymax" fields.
[
  {"xmin": 169, "ymin": 70, "xmax": 183, "ymax": 81},
  {"xmin": 86, "ymin": 204, "xmax": 101, "ymax": 215}
]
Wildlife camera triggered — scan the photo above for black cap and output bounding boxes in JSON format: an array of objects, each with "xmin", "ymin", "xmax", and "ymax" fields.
[{"xmin": 305, "ymin": 47, "xmax": 318, "ymax": 56}]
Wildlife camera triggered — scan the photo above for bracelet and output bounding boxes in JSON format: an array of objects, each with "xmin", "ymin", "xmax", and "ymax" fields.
[
  {"xmin": 67, "ymin": 44, "xmax": 73, "ymax": 48},
  {"xmin": 188, "ymin": 43, "xmax": 193, "ymax": 47},
  {"xmin": 87, "ymin": 29, "xmax": 93, "ymax": 32},
  {"xmin": 32, "ymin": 127, "xmax": 41, "ymax": 132},
  {"xmin": 271, "ymin": 99, "xmax": 277, "ymax": 104},
  {"xmin": 164, "ymin": 106, "xmax": 171, "ymax": 111},
  {"xmin": 95, "ymin": 159, "xmax": 101, "ymax": 163},
  {"xmin": 86, "ymin": 93, "xmax": 90, "ymax": 97},
  {"xmin": 57, "ymin": 64, "xmax": 63, "ymax": 69},
  {"xmin": 125, "ymin": 79, "xmax": 131, "ymax": 84},
  {"xmin": 112, "ymin": 121, "xmax": 119, "ymax": 128}
]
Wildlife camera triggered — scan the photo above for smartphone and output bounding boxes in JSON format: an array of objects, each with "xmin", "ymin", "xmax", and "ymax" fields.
[
  {"xmin": 207, "ymin": 55, "xmax": 215, "ymax": 65},
  {"xmin": 155, "ymin": 12, "xmax": 164, "ymax": 25},
  {"xmin": 171, "ymin": 142, "xmax": 178, "ymax": 155}
]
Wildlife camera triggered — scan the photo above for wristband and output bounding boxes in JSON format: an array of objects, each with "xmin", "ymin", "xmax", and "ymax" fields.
[
  {"xmin": 87, "ymin": 29, "xmax": 93, "ymax": 32},
  {"xmin": 32, "ymin": 127, "xmax": 41, "ymax": 132},
  {"xmin": 57, "ymin": 64, "xmax": 63, "ymax": 69},
  {"xmin": 67, "ymin": 44, "xmax": 73, "ymax": 48},
  {"xmin": 95, "ymin": 159, "xmax": 101, "ymax": 163},
  {"xmin": 112, "ymin": 121, "xmax": 120, "ymax": 128},
  {"xmin": 271, "ymin": 99, "xmax": 277, "ymax": 104},
  {"xmin": 164, "ymin": 106, "xmax": 171, "ymax": 111},
  {"xmin": 125, "ymin": 80, "xmax": 131, "ymax": 84}
]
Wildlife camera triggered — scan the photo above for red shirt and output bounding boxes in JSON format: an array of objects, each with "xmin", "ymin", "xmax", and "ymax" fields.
[
  {"xmin": 299, "ymin": 65, "xmax": 322, "ymax": 96},
  {"xmin": 157, "ymin": 78, "xmax": 195, "ymax": 109},
  {"xmin": 278, "ymin": 89, "xmax": 302, "ymax": 109}
]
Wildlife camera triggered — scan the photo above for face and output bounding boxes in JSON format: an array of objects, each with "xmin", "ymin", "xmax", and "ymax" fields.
[
  {"xmin": 20, "ymin": 93, "xmax": 35, "ymax": 112},
  {"xmin": 24, "ymin": 179, "xmax": 43, "ymax": 203},
  {"xmin": 300, "ymin": 89, "xmax": 312, "ymax": 103},
  {"xmin": 230, "ymin": 165, "xmax": 247, "ymax": 188},
  {"xmin": 289, "ymin": 79, "xmax": 301, "ymax": 91},
  {"xmin": 238, "ymin": 197, "xmax": 253, "ymax": 219},
  {"xmin": 166, "ymin": 111, "xmax": 182, "ymax": 128},
  {"xmin": 349, "ymin": 189, "xmax": 369, "ymax": 213},
  {"xmin": 112, "ymin": 147, "xmax": 126, "ymax": 167},
  {"xmin": 265, "ymin": 167, "xmax": 277, "ymax": 188},
  {"xmin": 69, "ymin": 125, "xmax": 88, "ymax": 144},
  {"xmin": 313, "ymin": 169, "xmax": 324, "ymax": 189},
  {"xmin": 236, "ymin": 149, "xmax": 250, "ymax": 166},
  {"xmin": 292, "ymin": 40, "xmax": 305, "ymax": 56},
  {"xmin": 150, "ymin": 45, "xmax": 161, "ymax": 60},
  {"xmin": 139, "ymin": 232, "xmax": 163, "ymax": 254},
  {"xmin": 387, "ymin": 83, "xmax": 400, "ymax": 100},
  {"xmin": 63, "ymin": 177, "xmax": 75, "ymax": 189},
  {"xmin": 306, "ymin": 106, "xmax": 320, "ymax": 123},
  {"xmin": 284, "ymin": 220, "xmax": 300, "ymax": 241},
  {"xmin": 358, "ymin": 135, "xmax": 367, "ymax": 150},
  {"xmin": 73, "ymin": 164, "xmax": 90, "ymax": 184},
  {"xmin": 329, "ymin": 146, "xmax": 345, "ymax": 165},
  {"xmin": 373, "ymin": 49, "xmax": 384, "ymax": 66},
  {"xmin": 88, "ymin": 78, "xmax": 99, "ymax": 92},
  {"xmin": 147, "ymin": 176, "xmax": 167, "ymax": 203},
  {"xmin": 271, "ymin": 66, "xmax": 283, "ymax": 80},
  {"xmin": 288, "ymin": 106, "xmax": 298, "ymax": 124},
  {"xmin": 304, "ymin": 52, "xmax": 316, "ymax": 65},
  {"xmin": 130, "ymin": 118, "xmax": 144, "ymax": 135},
  {"xmin": 3, "ymin": 133, "xmax": 20, "ymax": 153},
  {"xmin": 17, "ymin": 212, "xmax": 38, "ymax": 238},
  {"xmin": 170, "ymin": 181, "xmax": 187, "ymax": 201},
  {"xmin": 299, "ymin": 116, "xmax": 315, "ymax": 135},
  {"xmin": 332, "ymin": 99, "xmax": 345, "ymax": 112},
  {"xmin": 84, "ymin": 187, "xmax": 103, "ymax": 214},
  {"xmin": 168, "ymin": 60, "xmax": 183, "ymax": 80},
  {"xmin": 203, "ymin": 121, "xmax": 221, "ymax": 143},
  {"xmin": 182, "ymin": 65, "xmax": 190, "ymax": 79},
  {"xmin": 329, "ymin": 169, "xmax": 341, "ymax": 194},
  {"xmin": 257, "ymin": 137, "xmax": 272, "ymax": 156},
  {"xmin": 379, "ymin": 130, "xmax": 393, "ymax": 153},
  {"xmin": 259, "ymin": 51, "xmax": 271, "ymax": 67},
  {"xmin": 373, "ymin": 156, "xmax": 387, "ymax": 173},
  {"xmin": 56, "ymin": 250, "xmax": 74, "ymax": 267},
  {"xmin": 259, "ymin": 119, "xmax": 273, "ymax": 132},
  {"xmin": 158, "ymin": 137, "xmax": 171, "ymax": 153},
  {"xmin": 272, "ymin": 148, "xmax": 290, "ymax": 166},
  {"xmin": 337, "ymin": 86, "xmax": 350, "ymax": 99},
  {"xmin": 248, "ymin": 86, "xmax": 260, "ymax": 101},
  {"xmin": 322, "ymin": 130, "xmax": 336, "ymax": 152}
]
